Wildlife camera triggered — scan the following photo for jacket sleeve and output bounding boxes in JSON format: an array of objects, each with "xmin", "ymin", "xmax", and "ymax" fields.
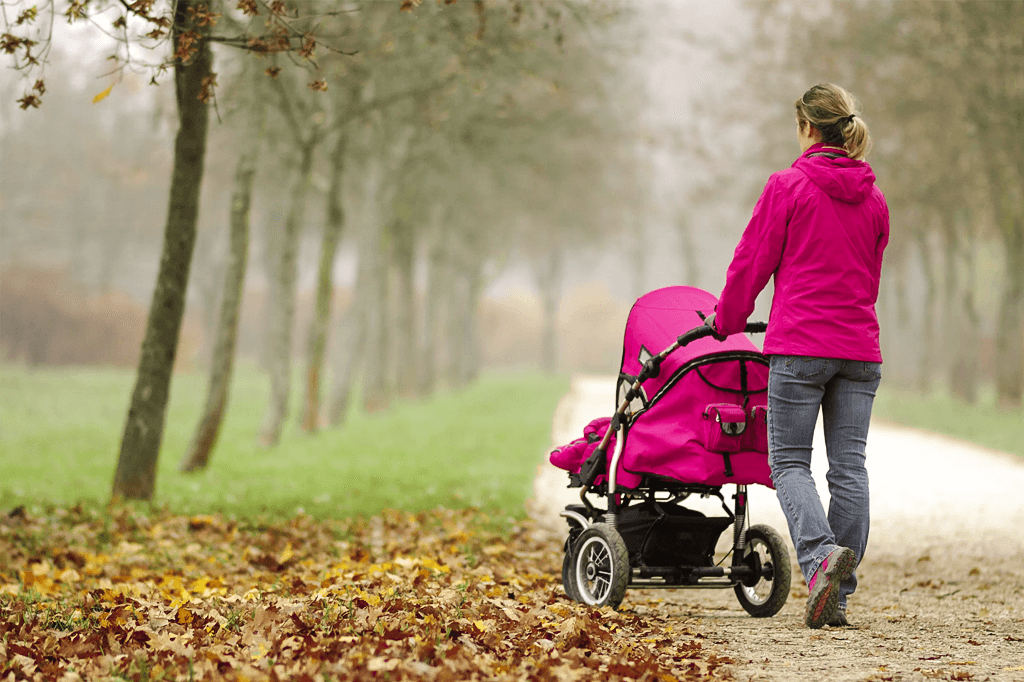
[
  {"xmin": 871, "ymin": 188, "xmax": 890, "ymax": 302},
  {"xmin": 715, "ymin": 174, "xmax": 789, "ymax": 336}
]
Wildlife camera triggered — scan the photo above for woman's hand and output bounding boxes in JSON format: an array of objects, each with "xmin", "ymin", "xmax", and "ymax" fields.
[{"xmin": 703, "ymin": 313, "xmax": 727, "ymax": 341}]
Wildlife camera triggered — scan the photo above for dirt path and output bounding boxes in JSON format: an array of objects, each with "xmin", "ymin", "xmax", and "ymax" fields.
[{"xmin": 527, "ymin": 376, "xmax": 1024, "ymax": 682}]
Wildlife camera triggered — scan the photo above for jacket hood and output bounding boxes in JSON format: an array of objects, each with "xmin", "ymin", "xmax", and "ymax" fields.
[{"xmin": 793, "ymin": 144, "xmax": 876, "ymax": 203}]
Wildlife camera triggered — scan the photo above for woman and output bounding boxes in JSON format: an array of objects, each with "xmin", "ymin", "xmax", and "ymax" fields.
[{"xmin": 708, "ymin": 83, "xmax": 889, "ymax": 629}]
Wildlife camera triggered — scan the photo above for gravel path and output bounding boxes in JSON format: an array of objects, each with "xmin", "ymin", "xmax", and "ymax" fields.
[{"xmin": 527, "ymin": 375, "xmax": 1024, "ymax": 681}]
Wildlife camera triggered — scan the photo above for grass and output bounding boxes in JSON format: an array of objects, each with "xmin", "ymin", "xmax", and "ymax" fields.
[
  {"xmin": 0, "ymin": 363, "xmax": 569, "ymax": 521},
  {"xmin": 2, "ymin": 363, "xmax": 1019, "ymax": 524},
  {"xmin": 873, "ymin": 384, "xmax": 1024, "ymax": 459}
]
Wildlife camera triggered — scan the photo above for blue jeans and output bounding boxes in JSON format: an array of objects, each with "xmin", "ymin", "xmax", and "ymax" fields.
[{"xmin": 767, "ymin": 355, "xmax": 881, "ymax": 608}]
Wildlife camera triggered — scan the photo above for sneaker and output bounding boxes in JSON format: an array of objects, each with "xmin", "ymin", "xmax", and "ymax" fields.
[
  {"xmin": 805, "ymin": 547, "xmax": 857, "ymax": 629},
  {"xmin": 826, "ymin": 607, "xmax": 849, "ymax": 627}
]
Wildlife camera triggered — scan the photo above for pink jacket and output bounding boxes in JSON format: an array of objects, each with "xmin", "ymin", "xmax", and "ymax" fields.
[{"xmin": 716, "ymin": 143, "xmax": 890, "ymax": 362}]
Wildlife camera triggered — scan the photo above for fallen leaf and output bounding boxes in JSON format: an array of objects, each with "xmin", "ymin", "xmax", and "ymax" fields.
[{"xmin": 92, "ymin": 84, "xmax": 114, "ymax": 103}]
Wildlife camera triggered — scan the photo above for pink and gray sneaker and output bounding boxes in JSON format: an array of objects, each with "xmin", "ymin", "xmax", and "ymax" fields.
[
  {"xmin": 827, "ymin": 606, "xmax": 849, "ymax": 627},
  {"xmin": 805, "ymin": 547, "xmax": 857, "ymax": 629}
]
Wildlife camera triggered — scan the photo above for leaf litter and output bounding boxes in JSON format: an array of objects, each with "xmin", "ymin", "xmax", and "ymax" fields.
[{"xmin": 0, "ymin": 505, "xmax": 732, "ymax": 681}]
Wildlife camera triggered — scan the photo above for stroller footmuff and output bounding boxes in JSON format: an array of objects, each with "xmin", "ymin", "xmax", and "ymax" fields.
[{"xmin": 551, "ymin": 286, "xmax": 791, "ymax": 616}]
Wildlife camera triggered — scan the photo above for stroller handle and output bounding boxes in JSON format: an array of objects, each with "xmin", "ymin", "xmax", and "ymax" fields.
[{"xmin": 676, "ymin": 320, "xmax": 767, "ymax": 347}]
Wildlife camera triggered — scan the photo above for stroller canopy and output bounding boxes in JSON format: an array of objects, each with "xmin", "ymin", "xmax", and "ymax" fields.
[{"xmin": 619, "ymin": 286, "xmax": 763, "ymax": 402}]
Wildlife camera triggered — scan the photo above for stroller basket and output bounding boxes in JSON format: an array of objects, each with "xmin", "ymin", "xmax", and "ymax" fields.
[{"xmin": 616, "ymin": 501, "xmax": 732, "ymax": 568}]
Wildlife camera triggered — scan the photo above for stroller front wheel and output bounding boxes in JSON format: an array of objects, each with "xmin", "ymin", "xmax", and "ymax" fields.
[
  {"xmin": 571, "ymin": 523, "xmax": 629, "ymax": 609},
  {"xmin": 734, "ymin": 524, "xmax": 792, "ymax": 617}
]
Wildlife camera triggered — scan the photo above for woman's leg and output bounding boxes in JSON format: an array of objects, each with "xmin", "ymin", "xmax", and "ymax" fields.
[
  {"xmin": 767, "ymin": 355, "xmax": 839, "ymax": 584},
  {"xmin": 821, "ymin": 360, "xmax": 881, "ymax": 609}
]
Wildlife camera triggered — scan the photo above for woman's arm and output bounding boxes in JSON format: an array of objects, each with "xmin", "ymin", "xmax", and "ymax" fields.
[
  {"xmin": 715, "ymin": 174, "xmax": 790, "ymax": 335},
  {"xmin": 871, "ymin": 190, "xmax": 890, "ymax": 302}
]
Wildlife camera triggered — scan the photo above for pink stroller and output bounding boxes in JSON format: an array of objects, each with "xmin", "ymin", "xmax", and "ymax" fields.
[{"xmin": 550, "ymin": 286, "xmax": 791, "ymax": 614}]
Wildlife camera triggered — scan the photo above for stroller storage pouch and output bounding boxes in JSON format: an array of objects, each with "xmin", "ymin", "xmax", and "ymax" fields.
[{"xmin": 703, "ymin": 404, "xmax": 747, "ymax": 454}]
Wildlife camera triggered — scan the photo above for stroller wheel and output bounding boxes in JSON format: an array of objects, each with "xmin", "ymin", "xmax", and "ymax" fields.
[
  {"xmin": 734, "ymin": 524, "xmax": 791, "ymax": 617},
  {"xmin": 561, "ymin": 543, "xmax": 582, "ymax": 602},
  {"xmin": 571, "ymin": 523, "xmax": 629, "ymax": 609}
]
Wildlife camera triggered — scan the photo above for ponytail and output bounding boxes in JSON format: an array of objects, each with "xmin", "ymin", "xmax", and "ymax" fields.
[
  {"xmin": 795, "ymin": 83, "xmax": 873, "ymax": 160},
  {"xmin": 841, "ymin": 114, "xmax": 871, "ymax": 161}
]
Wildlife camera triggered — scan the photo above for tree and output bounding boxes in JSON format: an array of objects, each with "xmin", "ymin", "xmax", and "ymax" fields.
[
  {"xmin": 111, "ymin": 0, "xmax": 214, "ymax": 499},
  {"xmin": 5, "ymin": 0, "xmax": 647, "ymax": 495},
  {"xmin": 258, "ymin": 70, "xmax": 328, "ymax": 447},
  {"xmin": 4, "ymin": 0, "xmax": 336, "ymax": 498},
  {"xmin": 300, "ymin": 118, "xmax": 349, "ymax": 432},
  {"xmin": 319, "ymin": 0, "xmax": 630, "ymax": 404},
  {"xmin": 179, "ymin": 60, "xmax": 266, "ymax": 472},
  {"xmin": 954, "ymin": 2, "xmax": 1024, "ymax": 406}
]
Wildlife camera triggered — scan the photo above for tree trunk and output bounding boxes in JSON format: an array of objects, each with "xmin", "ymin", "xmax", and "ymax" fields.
[
  {"xmin": 187, "ymin": 219, "xmax": 225, "ymax": 369},
  {"xmin": 439, "ymin": 240, "xmax": 462, "ymax": 387},
  {"xmin": 419, "ymin": 223, "xmax": 445, "ymax": 397},
  {"xmin": 889, "ymin": 241, "xmax": 911, "ymax": 329},
  {"xmin": 939, "ymin": 212, "xmax": 980, "ymax": 403},
  {"xmin": 952, "ymin": 227, "xmax": 982, "ymax": 403},
  {"xmin": 348, "ymin": 153, "xmax": 390, "ymax": 414},
  {"xmin": 939, "ymin": 214, "xmax": 960, "ymax": 373},
  {"xmin": 327, "ymin": 247, "xmax": 368, "ymax": 426},
  {"xmin": 915, "ymin": 228, "xmax": 938, "ymax": 392},
  {"xmin": 883, "ymin": 246, "xmax": 913, "ymax": 389},
  {"xmin": 985, "ymin": 153, "xmax": 1024, "ymax": 407},
  {"xmin": 534, "ymin": 249, "xmax": 563, "ymax": 374},
  {"xmin": 458, "ymin": 257, "xmax": 484, "ymax": 386},
  {"xmin": 259, "ymin": 139, "xmax": 317, "ymax": 447},
  {"xmin": 112, "ymin": 3, "xmax": 211, "ymax": 501},
  {"xmin": 258, "ymin": 211, "xmax": 280, "ymax": 373},
  {"xmin": 443, "ymin": 246, "xmax": 473, "ymax": 391},
  {"xmin": 327, "ymin": 306, "xmax": 367, "ymax": 427},
  {"xmin": 359, "ymin": 128, "xmax": 413, "ymax": 411},
  {"xmin": 994, "ymin": 214, "xmax": 1024, "ymax": 407},
  {"xmin": 301, "ymin": 129, "xmax": 348, "ymax": 432},
  {"xmin": 391, "ymin": 216, "xmax": 418, "ymax": 398},
  {"xmin": 361, "ymin": 233, "xmax": 391, "ymax": 412},
  {"xmin": 179, "ymin": 68, "xmax": 264, "ymax": 473}
]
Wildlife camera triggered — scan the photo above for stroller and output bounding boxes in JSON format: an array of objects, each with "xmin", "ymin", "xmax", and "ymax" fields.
[{"xmin": 550, "ymin": 286, "xmax": 791, "ymax": 615}]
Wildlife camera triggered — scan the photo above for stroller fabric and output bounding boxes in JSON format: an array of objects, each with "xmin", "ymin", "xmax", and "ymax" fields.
[
  {"xmin": 549, "ymin": 416, "xmax": 617, "ymax": 486},
  {"xmin": 550, "ymin": 286, "xmax": 774, "ymax": 490}
]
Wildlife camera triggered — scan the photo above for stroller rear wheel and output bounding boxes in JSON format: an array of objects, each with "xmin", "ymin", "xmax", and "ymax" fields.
[
  {"xmin": 571, "ymin": 523, "xmax": 629, "ymax": 609},
  {"xmin": 561, "ymin": 541, "xmax": 582, "ymax": 602},
  {"xmin": 733, "ymin": 524, "xmax": 791, "ymax": 617}
]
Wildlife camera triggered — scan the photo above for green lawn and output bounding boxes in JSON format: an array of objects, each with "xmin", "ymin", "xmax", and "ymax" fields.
[
  {"xmin": 0, "ymin": 364, "xmax": 568, "ymax": 521},
  {"xmin": 2, "ymin": 364, "xmax": 1019, "ymax": 523},
  {"xmin": 873, "ymin": 385, "xmax": 1024, "ymax": 459}
]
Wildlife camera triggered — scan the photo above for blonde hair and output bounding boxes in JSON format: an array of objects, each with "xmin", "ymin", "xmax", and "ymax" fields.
[{"xmin": 795, "ymin": 83, "xmax": 872, "ymax": 160}]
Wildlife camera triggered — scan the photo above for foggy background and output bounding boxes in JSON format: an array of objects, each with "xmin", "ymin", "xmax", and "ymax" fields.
[{"xmin": 2, "ymin": 0, "xmax": 1022, "ymax": 407}]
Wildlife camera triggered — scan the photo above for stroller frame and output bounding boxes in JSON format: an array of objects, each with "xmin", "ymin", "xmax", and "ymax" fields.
[{"xmin": 560, "ymin": 320, "xmax": 791, "ymax": 616}]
